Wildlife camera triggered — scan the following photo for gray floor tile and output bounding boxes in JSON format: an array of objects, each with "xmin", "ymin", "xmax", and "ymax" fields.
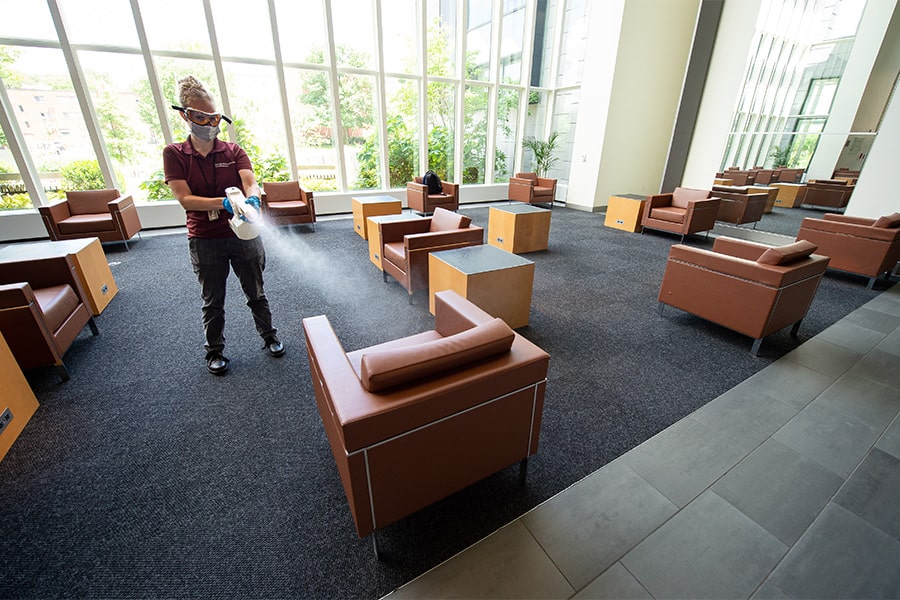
[
  {"xmin": 783, "ymin": 337, "xmax": 863, "ymax": 377},
  {"xmin": 847, "ymin": 348, "xmax": 900, "ymax": 390},
  {"xmin": 833, "ymin": 448, "xmax": 900, "ymax": 541},
  {"xmin": 815, "ymin": 318, "xmax": 887, "ymax": 353},
  {"xmin": 622, "ymin": 491, "xmax": 787, "ymax": 599},
  {"xmin": 385, "ymin": 521, "xmax": 574, "ymax": 599},
  {"xmin": 751, "ymin": 579, "xmax": 791, "ymax": 599},
  {"xmin": 768, "ymin": 503, "xmax": 900, "ymax": 599},
  {"xmin": 622, "ymin": 417, "xmax": 748, "ymax": 507},
  {"xmin": 731, "ymin": 360, "xmax": 835, "ymax": 411},
  {"xmin": 573, "ymin": 563, "xmax": 652, "ymax": 600},
  {"xmin": 842, "ymin": 306, "xmax": 900, "ymax": 335},
  {"xmin": 521, "ymin": 460, "xmax": 677, "ymax": 590},
  {"xmin": 691, "ymin": 386, "xmax": 798, "ymax": 452},
  {"xmin": 875, "ymin": 328, "xmax": 900, "ymax": 357},
  {"xmin": 876, "ymin": 417, "xmax": 900, "ymax": 459},
  {"xmin": 862, "ymin": 287, "xmax": 900, "ymax": 318},
  {"xmin": 813, "ymin": 373, "xmax": 900, "ymax": 430},
  {"xmin": 773, "ymin": 402, "xmax": 883, "ymax": 478},
  {"xmin": 713, "ymin": 439, "xmax": 844, "ymax": 545}
]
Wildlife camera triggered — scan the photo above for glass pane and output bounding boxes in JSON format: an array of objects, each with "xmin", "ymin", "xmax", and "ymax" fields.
[
  {"xmin": 58, "ymin": 0, "xmax": 139, "ymax": 48},
  {"xmin": 79, "ymin": 51, "xmax": 161, "ymax": 203},
  {"xmin": 557, "ymin": 0, "xmax": 590, "ymax": 87},
  {"xmin": 212, "ymin": 0, "xmax": 275, "ymax": 61},
  {"xmin": 427, "ymin": 81, "xmax": 455, "ymax": 180},
  {"xmin": 550, "ymin": 88, "xmax": 579, "ymax": 184},
  {"xmin": 332, "ymin": 0, "xmax": 375, "ymax": 70},
  {"xmin": 521, "ymin": 89, "xmax": 548, "ymax": 174},
  {"xmin": 532, "ymin": 0, "xmax": 556, "ymax": 86},
  {"xmin": 220, "ymin": 62, "xmax": 289, "ymax": 183},
  {"xmin": 0, "ymin": 0, "xmax": 56, "ymax": 40},
  {"xmin": 462, "ymin": 85, "xmax": 488, "ymax": 184},
  {"xmin": 427, "ymin": 0, "xmax": 456, "ymax": 77},
  {"xmin": 385, "ymin": 77, "xmax": 419, "ymax": 188},
  {"xmin": 139, "ymin": 0, "xmax": 211, "ymax": 54},
  {"xmin": 494, "ymin": 87, "xmax": 520, "ymax": 183},
  {"xmin": 382, "ymin": 0, "xmax": 419, "ymax": 74},
  {"xmin": 1, "ymin": 46, "xmax": 98, "ymax": 199},
  {"xmin": 342, "ymin": 73, "xmax": 379, "ymax": 190},
  {"xmin": 500, "ymin": 2, "xmax": 526, "ymax": 85},
  {"xmin": 466, "ymin": 0, "xmax": 492, "ymax": 81},
  {"xmin": 286, "ymin": 67, "xmax": 338, "ymax": 191},
  {"xmin": 273, "ymin": 0, "xmax": 328, "ymax": 65}
]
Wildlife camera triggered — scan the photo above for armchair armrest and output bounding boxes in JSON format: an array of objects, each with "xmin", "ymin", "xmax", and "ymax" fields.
[
  {"xmin": 108, "ymin": 194, "xmax": 134, "ymax": 211},
  {"xmin": 38, "ymin": 200, "xmax": 71, "ymax": 221},
  {"xmin": 434, "ymin": 289, "xmax": 495, "ymax": 336},
  {"xmin": 0, "ymin": 282, "xmax": 35, "ymax": 309},
  {"xmin": 407, "ymin": 182, "xmax": 428, "ymax": 193},
  {"xmin": 800, "ymin": 217, "xmax": 899, "ymax": 242},
  {"xmin": 668, "ymin": 244, "xmax": 828, "ymax": 288},
  {"xmin": 378, "ymin": 218, "xmax": 432, "ymax": 244},
  {"xmin": 440, "ymin": 181, "xmax": 459, "ymax": 197},
  {"xmin": 509, "ymin": 177, "xmax": 534, "ymax": 187},
  {"xmin": 0, "ymin": 255, "xmax": 80, "ymax": 292},
  {"xmin": 536, "ymin": 177, "xmax": 556, "ymax": 189},
  {"xmin": 711, "ymin": 237, "xmax": 770, "ymax": 261},
  {"xmin": 646, "ymin": 193, "xmax": 674, "ymax": 208},
  {"xmin": 299, "ymin": 185, "xmax": 314, "ymax": 205},
  {"xmin": 822, "ymin": 213, "xmax": 875, "ymax": 226},
  {"xmin": 404, "ymin": 227, "xmax": 484, "ymax": 250}
]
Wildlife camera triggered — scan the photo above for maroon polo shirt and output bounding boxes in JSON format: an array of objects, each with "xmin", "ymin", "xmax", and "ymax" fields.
[{"xmin": 163, "ymin": 138, "xmax": 253, "ymax": 238}]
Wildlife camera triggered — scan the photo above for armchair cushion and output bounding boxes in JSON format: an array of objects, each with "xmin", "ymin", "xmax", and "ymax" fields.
[
  {"xmin": 33, "ymin": 284, "xmax": 81, "ymax": 333},
  {"xmin": 429, "ymin": 207, "xmax": 471, "ymax": 232},
  {"xmin": 873, "ymin": 213, "xmax": 900, "ymax": 228},
  {"xmin": 360, "ymin": 317, "xmax": 515, "ymax": 392},
  {"xmin": 757, "ymin": 240, "xmax": 818, "ymax": 265}
]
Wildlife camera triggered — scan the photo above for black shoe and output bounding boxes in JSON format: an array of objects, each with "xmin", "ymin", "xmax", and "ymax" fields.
[
  {"xmin": 264, "ymin": 336, "xmax": 285, "ymax": 357},
  {"xmin": 206, "ymin": 351, "xmax": 229, "ymax": 375}
]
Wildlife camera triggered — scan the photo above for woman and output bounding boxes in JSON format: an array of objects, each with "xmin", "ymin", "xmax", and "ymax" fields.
[{"xmin": 163, "ymin": 75, "xmax": 284, "ymax": 375}]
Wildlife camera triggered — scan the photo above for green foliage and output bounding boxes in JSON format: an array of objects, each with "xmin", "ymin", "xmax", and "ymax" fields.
[
  {"xmin": 139, "ymin": 169, "xmax": 172, "ymax": 201},
  {"xmin": 255, "ymin": 154, "xmax": 290, "ymax": 183},
  {"xmin": 95, "ymin": 88, "xmax": 142, "ymax": 165},
  {"xmin": 0, "ymin": 192, "xmax": 33, "ymax": 210},
  {"xmin": 0, "ymin": 161, "xmax": 14, "ymax": 173},
  {"xmin": 61, "ymin": 159, "xmax": 106, "ymax": 190},
  {"xmin": 769, "ymin": 145, "xmax": 791, "ymax": 167},
  {"xmin": 522, "ymin": 131, "xmax": 562, "ymax": 177},
  {"xmin": 301, "ymin": 46, "xmax": 374, "ymax": 137}
]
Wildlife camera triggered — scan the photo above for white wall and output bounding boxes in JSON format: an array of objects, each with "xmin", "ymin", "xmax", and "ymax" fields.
[{"xmin": 682, "ymin": 0, "xmax": 762, "ymax": 189}]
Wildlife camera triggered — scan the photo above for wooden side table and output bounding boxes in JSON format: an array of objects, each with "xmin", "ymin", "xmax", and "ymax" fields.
[
  {"xmin": 0, "ymin": 331, "xmax": 39, "ymax": 462},
  {"xmin": 0, "ymin": 237, "xmax": 118, "ymax": 315},
  {"xmin": 352, "ymin": 196, "xmax": 402, "ymax": 240},
  {"xmin": 367, "ymin": 214, "xmax": 424, "ymax": 270},
  {"xmin": 747, "ymin": 185, "xmax": 779, "ymax": 213},
  {"xmin": 771, "ymin": 183, "xmax": 807, "ymax": 208},
  {"xmin": 429, "ymin": 245, "xmax": 535, "ymax": 329},
  {"xmin": 604, "ymin": 194, "xmax": 647, "ymax": 233},
  {"xmin": 488, "ymin": 204, "xmax": 551, "ymax": 253}
]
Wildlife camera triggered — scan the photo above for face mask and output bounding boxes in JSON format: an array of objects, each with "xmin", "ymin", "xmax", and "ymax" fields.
[{"xmin": 190, "ymin": 121, "xmax": 220, "ymax": 142}]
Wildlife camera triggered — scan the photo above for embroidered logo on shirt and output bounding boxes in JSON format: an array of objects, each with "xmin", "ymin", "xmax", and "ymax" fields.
[{"xmin": 215, "ymin": 161, "xmax": 236, "ymax": 168}]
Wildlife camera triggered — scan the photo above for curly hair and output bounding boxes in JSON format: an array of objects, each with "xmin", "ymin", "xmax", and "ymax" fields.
[{"xmin": 177, "ymin": 75, "xmax": 214, "ymax": 108}]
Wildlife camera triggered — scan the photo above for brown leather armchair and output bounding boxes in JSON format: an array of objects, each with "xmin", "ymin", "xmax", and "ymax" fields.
[
  {"xmin": 0, "ymin": 255, "xmax": 99, "ymax": 381},
  {"xmin": 260, "ymin": 181, "xmax": 316, "ymax": 229},
  {"xmin": 658, "ymin": 237, "xmax": 829, "ymax": 355},
  {"xmin": 801, "ymin": 181, "xmax": 854, "ymax": 210},
  {"xmin": 710, "ymin": 186, "xmax": 767, "ymax": 227},
  {"xmin": 721, "ymin": 169, "xmax": 755, "ymax": 186},
  {"xmin": 378, "ymin": 207, "xmax": 484, "ymax": 303},
  {"xmin": 508, "ymin": 172, "xmax": 557, "ymax": 209},
  {"xmin": 39, "ymin": 189, "xmax": 142, "ymax": 250},
  {"xmin": 302, "ymin": 289, "xmax": 549, "ymax": 544},
  {"xmin": 640, "ymin": 187, "xmax": 722, "ymax": 241},
  {"xmin": 796, "ymin": 212, "xmax": 900, "ymax": 289},
  {"xmin": 407, "ymin": 177, "xmax": 459, "ymax": 215}
]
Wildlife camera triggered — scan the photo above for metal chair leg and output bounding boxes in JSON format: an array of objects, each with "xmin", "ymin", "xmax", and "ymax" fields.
[{"xmin": 751, "ymin": 338, "xmax": 763, "ymax": 356}]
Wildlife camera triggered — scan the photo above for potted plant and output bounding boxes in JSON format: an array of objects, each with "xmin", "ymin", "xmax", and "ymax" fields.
[
  {"xmin": 522, "ymin": 131, "xmax": 562, "ymax": 177},
  {"xmin": 769, "ymin": 145, "xmax": 791, "ymax": 168}
]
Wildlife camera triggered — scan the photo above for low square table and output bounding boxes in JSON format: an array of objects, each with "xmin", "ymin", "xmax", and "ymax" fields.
[
  {"xmin": 367, "ymin": 213, "xmax": 425, "ymax": 270},
  {"xmin": 0, "ymin": 237, "xmax": 118, "ymax": 316},
  {"xmin": 488, "ymin": 204, "xmax": 551, "ymax": 253},
  {"xmin": 352, "ymin": 195, "xmax": 402, "ymax": 239},
  {"xmin": 428, "ymin": 244, "xmax": 535, "ymax": 329},
  {"xmin": 604, "ymin": 193, "xmax": 647, "ymax": 232},
  {"xmin": 771, "ymin": 183, "xmax": 807, "ymax": 208}
]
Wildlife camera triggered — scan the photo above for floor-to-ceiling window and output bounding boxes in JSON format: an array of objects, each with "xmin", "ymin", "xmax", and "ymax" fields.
[{"xmin": 0, "ymin": 0, "xmax": 590, "ymax": 220}]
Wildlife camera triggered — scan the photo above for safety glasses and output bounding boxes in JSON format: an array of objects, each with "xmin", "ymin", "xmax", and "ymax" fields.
[{"xmin": 171, "ymin": 105, "xmax": 232, "ymax": 127}]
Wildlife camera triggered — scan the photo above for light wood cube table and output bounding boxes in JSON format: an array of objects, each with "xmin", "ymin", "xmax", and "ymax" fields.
[
  {"xmin": 0, "ymin": 331, "xmax": 39, "ymax": 462},
  {"xmin": 0, "ymin": 237, "xmax": 118, "ymax": 315},
  {"xmin": 604, "ymin": 194, "xmax": 648, "ymax": 233},
  {"xmin": 367, "ymin": 213, "xmax": 425, "ymax": 270},
  {"xmin": 429, "ymin": 245, "xmax": 535, "ymax": 329},
  {"xmin": 488, "ymin": 204, "xmax": 551, "ymax": 253},
  {"xmin": 352, "ymin": 195, "xmax": 402, "ymax": 240},
  {"xmin": 771, "ymin": 183, "xmax": 807, "ymax": 208},
  {"xmin": 747, "ymin": 185, "xmax": 779, "ymax": 213}
]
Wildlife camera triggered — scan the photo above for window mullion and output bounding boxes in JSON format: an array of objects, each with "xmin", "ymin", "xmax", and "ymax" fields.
[
  {"xmin": 268, "ymin": 0, "xmax": 298, "ymax": 182},
  {"xmin": 129, "ymin": 0, "xmax": 172, "ymax": 146}
]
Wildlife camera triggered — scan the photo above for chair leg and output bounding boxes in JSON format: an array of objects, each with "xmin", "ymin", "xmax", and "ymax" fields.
[
  {"xmin": 88, "ymin": 317, "xmax": 99, "ymax": 336},
  {"xmin": 867, "ymin": 276, "xmax": 876, "ymax": 290},
  {"xmin": 408, "ymin": 291, "xmax": 413, "ymax": 305},
  {"xmin": 56, "ymin": 363, "xmax": 70, "ymax": 382},
  {"xmin": 658, "ymin": 301, "xmax": 666, "ymax": 316},
  {"xmin": 382, "ymin": 271, "xmax": 387, "ymax": 283},
  {"xmin": 519, "ymin": 457, "xmax": 529, "ymax": 484},
  {"xmin": 751, "ymin": 338, "xmax": 763, "ymax": 356},
  {"xmin": 372, "ymin": 532, "xmax": 381, "ymax": 560},
  {"xmin": 790, "ymin": 320, "xmax": 802, "ymax": 337}
]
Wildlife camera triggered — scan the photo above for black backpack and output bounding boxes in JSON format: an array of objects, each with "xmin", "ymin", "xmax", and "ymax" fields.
[{"xmin": 422, "ymin": 170, "xmax": 443, "ymax": 194}]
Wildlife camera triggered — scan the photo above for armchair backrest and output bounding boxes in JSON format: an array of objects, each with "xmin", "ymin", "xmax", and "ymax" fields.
[
  {"xmin": 515, "ymin": 172, "xmax": 538, "ymax": 182},
  {"xmin": 262, "ymin": 181, "xmax": 303, "ymax": 202},
  {"xmin": 671, "ymin": 187, "xmax": 711, "ymax": 208},
  {"xmin": 65, "ymin": 189, "xmax": 120, "ymax": 215},
  {"xmin": 429, "ymin": 207, "xmax": 471, "ymax": 232}
]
